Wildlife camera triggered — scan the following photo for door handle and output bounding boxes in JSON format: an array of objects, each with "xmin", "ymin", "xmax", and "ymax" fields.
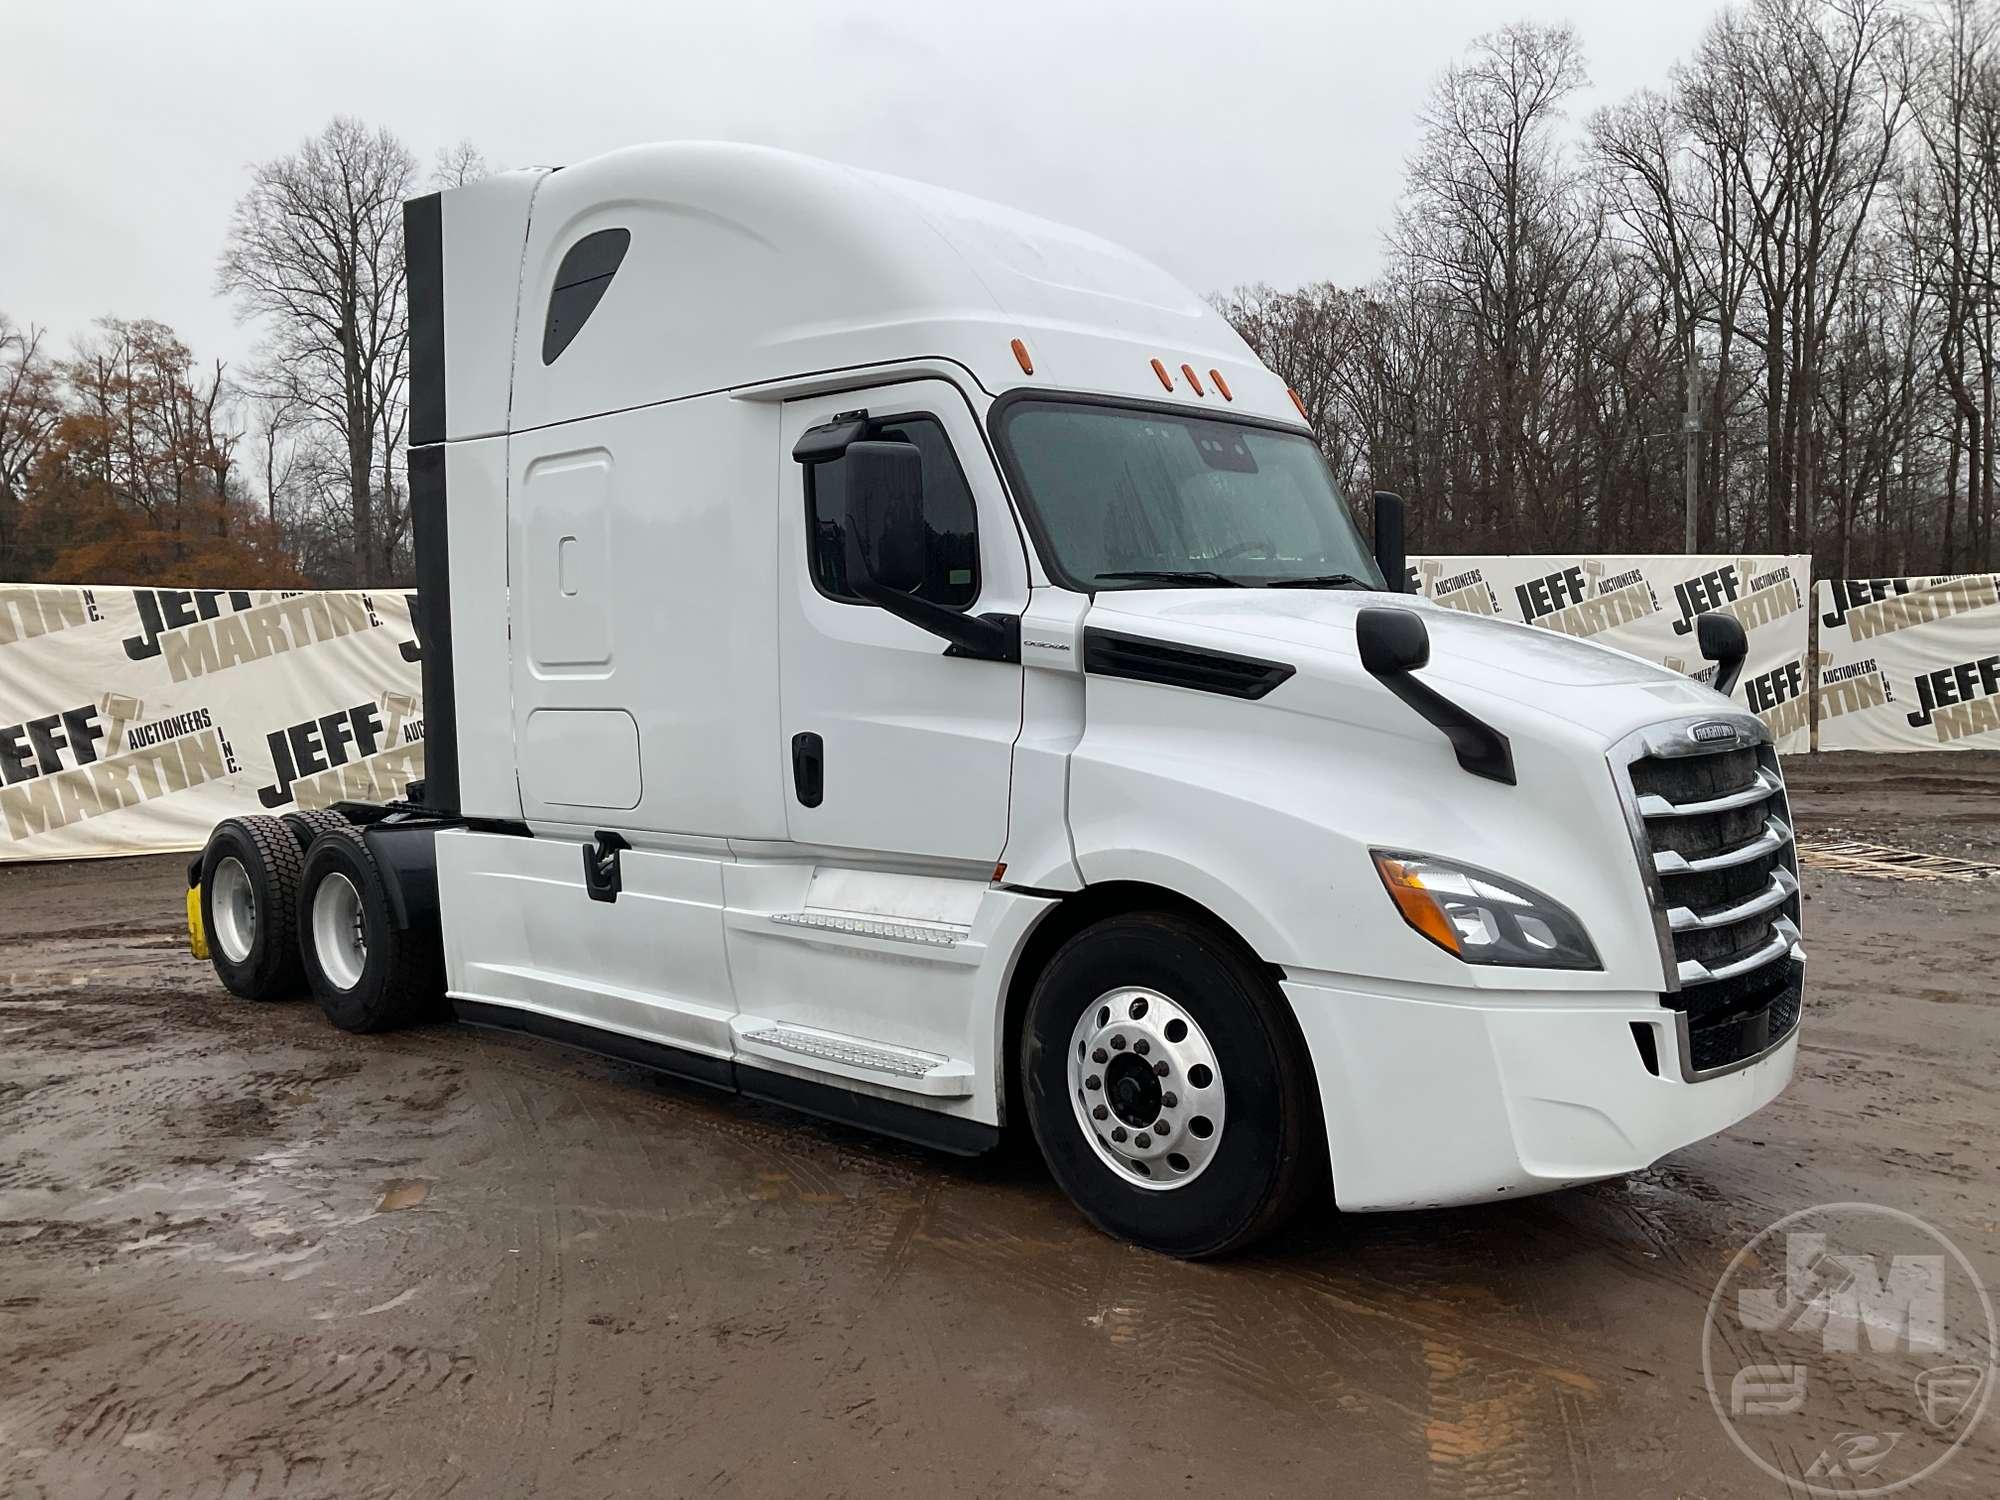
[{"xmin": 791, "ymin": 732, "xmax": 824, "ymax": 807}]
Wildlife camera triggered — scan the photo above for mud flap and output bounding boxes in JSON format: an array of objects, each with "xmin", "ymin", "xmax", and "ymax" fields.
[{"xmin": 186, "ymin": 884, "xmax": 208, "ymax": 960}]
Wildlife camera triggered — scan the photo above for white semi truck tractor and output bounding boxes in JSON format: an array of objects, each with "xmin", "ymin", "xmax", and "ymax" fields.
[{"xmin": 189, "ymin": 143, "xmax": 1803, "ymax": 1256}]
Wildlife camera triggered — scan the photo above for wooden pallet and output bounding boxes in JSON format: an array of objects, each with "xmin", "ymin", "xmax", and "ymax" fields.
[{"xmin": 1796, "ymin": 837, "xmax": 2000, "ymax": 882}]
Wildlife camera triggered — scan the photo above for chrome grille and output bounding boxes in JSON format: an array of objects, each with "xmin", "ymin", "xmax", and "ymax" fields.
[{"xmin": 1612, "ymin": 717, "xmax": 1805, "ymax": 1080}]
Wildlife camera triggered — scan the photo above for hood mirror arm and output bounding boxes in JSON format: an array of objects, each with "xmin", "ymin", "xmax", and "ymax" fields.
[{"xmin": 1356, "ymin": 607, "xmax": 1516, "ymax": 786}]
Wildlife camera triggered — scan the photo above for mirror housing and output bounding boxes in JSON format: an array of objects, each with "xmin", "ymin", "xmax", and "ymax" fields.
[
  {"xmin": 1696, "ymin": 611, "xmax": 1748, "ymax": 698},
  {"xmin": 841, "ymin": 441, "xmax": 927, "ymax": 594},
  {"xmin": 1372, "ymin": 491, "xmax": 1407, "ymax": 593},
  {"xmin": 837, "ymin": 441, "xmax": 1019, "ymax": 664},
  {"xmin": 1356, "ymin": 603, "xmax": 1430, "ymax": 676}
]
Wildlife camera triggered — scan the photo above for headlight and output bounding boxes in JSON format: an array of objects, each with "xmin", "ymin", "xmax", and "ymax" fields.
[{"xmin": 1371, "ymin": 851, "xmax": 1600, "ymax": 970}]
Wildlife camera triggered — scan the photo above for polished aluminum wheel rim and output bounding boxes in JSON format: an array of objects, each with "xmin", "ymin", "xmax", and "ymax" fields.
[
  {"xmin": 311, "ymin": 872, "xmax": 367, "ymax": 991},
  {"xmin": 211, "ymin": 856, "xmax": 256, "ymax": 964},
  {"xmin": 1067, "ymin": 986, "xmax": 1226, "ymax": 1190}
]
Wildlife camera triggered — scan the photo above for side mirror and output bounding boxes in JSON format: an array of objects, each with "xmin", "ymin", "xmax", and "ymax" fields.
[
  {"xmin": 1372, "ymin": 491, "xmax": 1407, "ymax": 593},
  {"xmin": 1356, "ymin": 604, "xmax": 1430, "ymax": 676},
  {"xmin": 1356, "ymin": 606, "xmax": 1515, "ymax": 785},
  {"xmin": 833, "ymin": 440, "xmax": 1019, "ymax": 664},
  {"xmin": 841, "ymin": 441, "xmax": 927, "ymax": 594},
  {"xmin": 1696, "ymin": 611, "xmax": 1748, "ymax": 698}
]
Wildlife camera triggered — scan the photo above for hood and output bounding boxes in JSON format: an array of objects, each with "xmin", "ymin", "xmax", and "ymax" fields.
[{"xmin": 1087, "ymin": 587, "xmax": 1727, "ymax": 742}]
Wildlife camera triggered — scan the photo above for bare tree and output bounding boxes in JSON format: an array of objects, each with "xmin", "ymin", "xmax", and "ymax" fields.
[
  {"xmin": 218, "ymin": 117, "xmax": 417, "ymax": 583},
  {"xmin": 0, "ymin": 315, "xmax": 63, "ymax": 575},
  {"xmin": 432, "ymin": 139, "xmax": 491, "ymax": 190},
  {"xmin": 1391, "ymin": 21, "xmax": 1596, "ymax": 549}
]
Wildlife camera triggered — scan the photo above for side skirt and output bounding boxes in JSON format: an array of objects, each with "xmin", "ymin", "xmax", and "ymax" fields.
[{"xmin": 451, "ymin": 998, "xmax": 1001, "ymax": 1158}]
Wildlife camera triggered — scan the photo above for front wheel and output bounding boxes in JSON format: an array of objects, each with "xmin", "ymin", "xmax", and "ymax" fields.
[{"xmin": 1020, "ymin": 912, "xmax": 1324, "ymax": 1257}]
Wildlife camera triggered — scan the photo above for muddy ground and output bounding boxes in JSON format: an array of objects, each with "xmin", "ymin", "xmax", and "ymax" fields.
[{"xmin": 1, "ymin": 753, "xmax": 1996, "ymax": 1498}]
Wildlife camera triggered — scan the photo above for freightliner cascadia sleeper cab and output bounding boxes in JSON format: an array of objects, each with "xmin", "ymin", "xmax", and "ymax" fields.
[{"xmin": 190, "ymin": 143, "xmax": 1804, "ymax": 1256}]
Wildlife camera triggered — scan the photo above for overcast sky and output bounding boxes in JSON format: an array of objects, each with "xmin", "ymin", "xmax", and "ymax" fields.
[{"xmin": 4, "ymin": 0, "xmax": 1719, "ymax": 380}]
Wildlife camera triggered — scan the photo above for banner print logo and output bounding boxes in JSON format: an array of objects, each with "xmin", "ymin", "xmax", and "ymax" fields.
[
  {"xmin": 0, "ymin": 585, "xmax": 103, "ymax": 646},
  {"xmin": 128, "ymin": 588, "xmax": 386, "ymax": 683}
]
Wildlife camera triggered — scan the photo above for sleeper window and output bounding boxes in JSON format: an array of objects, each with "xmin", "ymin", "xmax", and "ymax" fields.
[
  {"xmin": 805, "ymin": 417, "xmax": 980, "ymax": 609},
  {"xmin": 541, "ymin": 228, "xmax": 631, "ymax": 365}
]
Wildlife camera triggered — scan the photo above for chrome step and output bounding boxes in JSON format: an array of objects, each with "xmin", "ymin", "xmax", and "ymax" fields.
[
  {"xmin": 733, "ymin": 1020, "xmax": 974, "ymax": 1097},
  {"xmin": 768, "ymin": 910, "xmax": 967, "ymax": 949}
]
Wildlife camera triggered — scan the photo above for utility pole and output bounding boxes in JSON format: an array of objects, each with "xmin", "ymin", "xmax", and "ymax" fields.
[{"xmin": 1684, "ymin": 333, "xmax": 1701, "ymax": 554}]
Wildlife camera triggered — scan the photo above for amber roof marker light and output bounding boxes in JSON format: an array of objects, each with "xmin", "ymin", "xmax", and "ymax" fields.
[
  {"xmin": 1180, "ymin": 364, "xmax": 1206, "ymax": 397},
  {"xmin": 1150, "ymin": 357, "xmax": 1175, "ymax": 391},
  {"xmin": 1010, "ymin": 338, "xmax": 1034, "ymax": 376},
  {"xmin": 1288, "ymin": 387, "xmax": 1311, "ymax": 424},
  {"xmin": 1209, "ymin": 369, "xmax": 1233, "ymax": 401}
]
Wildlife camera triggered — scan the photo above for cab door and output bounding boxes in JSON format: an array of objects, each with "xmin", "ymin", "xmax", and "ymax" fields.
[{"xmin": 776, "ymin": 379, "xmax": 1028, "ymax": 865}]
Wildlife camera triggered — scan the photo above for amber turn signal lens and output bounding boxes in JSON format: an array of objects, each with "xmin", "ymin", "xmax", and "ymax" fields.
[
  {"xmin": 1011, "ymin": 338, "xmax": 1034, "ymax": 375},
  {"xmin": 1372, "ymin": 854, "xmax": 1463, "ymax": 957}
]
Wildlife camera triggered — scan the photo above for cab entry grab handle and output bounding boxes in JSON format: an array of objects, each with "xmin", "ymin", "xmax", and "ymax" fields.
[{"xmin": 583, "ymin": 830, "xmax": 629, "ymax": 903}]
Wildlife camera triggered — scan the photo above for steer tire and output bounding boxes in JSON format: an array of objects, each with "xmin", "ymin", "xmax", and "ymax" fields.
[
  {"xmin": 199, "ymin": 815, "xmax": 306, "ymax": 1002},
  {"xmin": 280, "ymin": 807, "xmax": 351, "ymax": 854},
  {"xmin": 1021, "ymin": 911, "xmax": 1323, "ymax": 1259},
  {"xmin": 297, "ymin": 824, "xmax": 442, "ymax": 1034}
]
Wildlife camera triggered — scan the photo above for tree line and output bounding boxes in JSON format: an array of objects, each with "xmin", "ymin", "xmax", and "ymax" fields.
[
  {"xmin": 0, "ymin": 121, "xmax": 483, "ymax": 588},
  {"xmin": 5, "ymin": 1, "xmax": 1998, "ymax": 589},
  {"xmin": 1220, "ymin": 0, "xmax": 2000, "ymax": 577}
]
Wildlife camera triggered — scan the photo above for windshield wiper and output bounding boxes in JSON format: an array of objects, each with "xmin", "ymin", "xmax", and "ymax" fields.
[
  {"xmin": 1264, "ymin": 573, "xmax": 1372, "ymax": 590},
  {"xmin": 1093, "ymin": 570, "xmax": 1246, "ymax": 588}
]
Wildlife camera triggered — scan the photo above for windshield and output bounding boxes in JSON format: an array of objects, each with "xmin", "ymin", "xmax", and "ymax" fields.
[{"xmin": 991, "ymin": 398, "xmax": 1384, "ymax": 591}]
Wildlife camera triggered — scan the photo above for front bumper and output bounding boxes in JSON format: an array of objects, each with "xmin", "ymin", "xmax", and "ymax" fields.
[{"xmin": 1283, "ymin": 975, "xmax": 1798, "ymax": 1211}]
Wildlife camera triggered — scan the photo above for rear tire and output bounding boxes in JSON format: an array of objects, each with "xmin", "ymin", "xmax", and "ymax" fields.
[
  {"xmin": 200, "ymin": 815, "xmax": 305, "ymax": 1001},
  {"xmin": 1021, "ymin": 911, "xmax": 1323, "ymax": 1258},
  {"xmin": 280, "ymin": 806, "xmax": 350, "ymax": 854},
  {"xmin": 297, "ymin": 825, "xmax": 442, "ymax": 1033}
]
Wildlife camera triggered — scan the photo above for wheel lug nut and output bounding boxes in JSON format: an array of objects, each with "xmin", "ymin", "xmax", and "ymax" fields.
[
  {"xmin": 1111, "ymin": 1127, "xmax": 1127, "ymax": 1143},
  {"xmin": 1134, "ymin": 1133, "xmax": 1151, "ymax": 1149},
  {"xmin": 1111, "ymin": 1035, "xmax": 1127, "ymax": 1050},
  {"xmin": 1093, "ymin": 1105, "xmax": 1108, "ymax": 1120},
  {"xmin": 1153, "ymin": 1061, "xmax": 1169, "ymax": 1077},
  {"xmin": 1085, "ymin": 1075, "xmax": 1101, "ymax": 1091},
  {"xmin": 1092, "ymin": 1047, "xmax": 1108, "ymax": 1064},
  {"xmin": 1134, "ymin": 1039, "xmax": 1150, "ymax": 1056},
  {"xmin": 1153, "ymin": 1118, "xmax": 1170, "ymax": 1136},
  {"xmin": 1162, "ymin": 1091, "xmax": 1177, "ymax": 1107}
]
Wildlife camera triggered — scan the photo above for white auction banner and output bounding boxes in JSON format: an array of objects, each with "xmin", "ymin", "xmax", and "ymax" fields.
[
  {"xmin": 0, "ymin": 584, "xmax": 426, "ymax": 863},
  {"xmin": 1814, "ymin": 575, "xmax": 2000, "ymax": 752},
  {"xmin": 1411, "ymin": 554, "xmax": 1814, "ymax": 753}
]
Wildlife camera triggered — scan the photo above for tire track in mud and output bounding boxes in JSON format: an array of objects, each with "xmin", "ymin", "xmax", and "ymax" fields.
[{"xmin": 0, "ymin": 1320, "xmax": 471, "ymax": 1500}]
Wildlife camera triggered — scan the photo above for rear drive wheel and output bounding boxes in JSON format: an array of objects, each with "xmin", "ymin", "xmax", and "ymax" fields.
[
  {"xmin": 200, "ymin": 816, "xmax": 305, "ymax": 1001},
  {"xmin": 1021, "ymin": 912, "xmax": 1322, "ymax": 1257},
  {"xmin": 298, "ymin": 825, "xmax": 442, "ymax": 1033}
]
